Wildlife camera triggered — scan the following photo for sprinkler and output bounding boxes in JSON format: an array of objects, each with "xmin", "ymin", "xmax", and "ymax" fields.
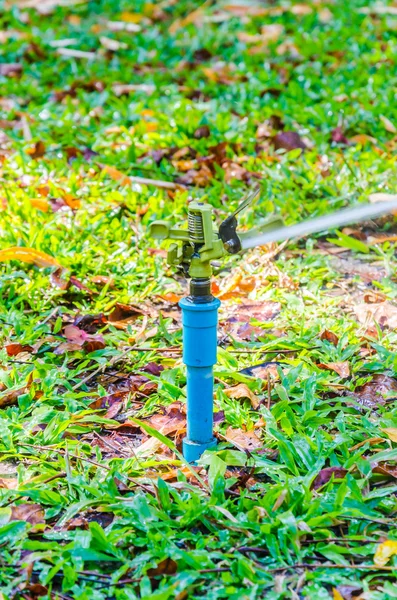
[{"xmin": 150, "ymin": 191, "xmax": 397, "ymax": 462}]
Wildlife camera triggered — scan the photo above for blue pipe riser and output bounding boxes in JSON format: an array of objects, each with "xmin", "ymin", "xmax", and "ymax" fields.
[
  {"xmin": 179, "ymin": 298, "xmax": 220, "ymax": 367},
  {"xmin": 179, "ymin": 297, "xmax": 220, "ymax": 463},
  {"xmin": 186, "ymin": 366, "xmax": 214, "ymax": 442}
]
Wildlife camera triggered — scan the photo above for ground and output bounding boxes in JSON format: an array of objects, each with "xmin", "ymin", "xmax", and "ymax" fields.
[{"xmin": 1, "ymin": 0, "xmax": 397, "ymax": 598}]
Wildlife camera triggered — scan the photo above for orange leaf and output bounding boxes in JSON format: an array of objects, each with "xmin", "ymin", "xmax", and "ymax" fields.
[
  {"xmin": 62, "ymin": 192, "xmax": 80, "ymax": 210},
  {"xmin": 30, "ymin": 198, "xmax": 50, "ymax": 212},
  {"xmin": 0, "ymin": 247, "xmax": 61, "ymax": 268},
  {"xmin": 102, "ymin": 165, "xmax": 131, "ymax": 186}
]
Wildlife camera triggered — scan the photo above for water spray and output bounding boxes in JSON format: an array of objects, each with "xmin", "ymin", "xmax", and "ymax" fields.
[{"xmin": 150, "ymin": 191, "xmax": 397, "ymax": 462}]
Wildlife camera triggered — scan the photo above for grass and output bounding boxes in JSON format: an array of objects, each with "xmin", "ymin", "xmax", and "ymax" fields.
[{"xmin": 1, "ymin": 0, "xmax": 397, "ymax": 597}]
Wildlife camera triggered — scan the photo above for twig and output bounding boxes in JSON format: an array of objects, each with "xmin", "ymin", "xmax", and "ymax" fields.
[
  {"xmin": 92, "ymin": 431, "xmax": 130, "ymax": 458},
  {"xmin": 100, "ymin": 163, "xmax": 183, "ymax": 190},
  {"xmin": 269, "ymin": 563, "xmax": 397, "ymax": 572}
]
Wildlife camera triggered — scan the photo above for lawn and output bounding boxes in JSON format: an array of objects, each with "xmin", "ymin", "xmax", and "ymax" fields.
[{"xmin": 1, "ymin": 0, "xmax": 397, "ymax": 598}]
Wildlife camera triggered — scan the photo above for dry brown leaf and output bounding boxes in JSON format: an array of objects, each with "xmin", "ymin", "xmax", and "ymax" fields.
[
  {"xmin": 11, "ymin": 503, "xmax": 44, "ymax": 525},
  {"xmin": 273, "ymin": 131, "xmax": 306, "ymax": 151},
  {"xmin": 224, "ymin": 383, "xmax": 260, "ymax": 409},
  {"xmin": 224, "ymin": 426, "xmax": 262, "ymax": 450},
  {"xmin": 26, "ymin": 140, "xmax": 46, "ymax": 159},
  {"xmin": 353, "ymin": 375, "xmax": 397, "ymax": 409},
  {"xmin": 382, "ymin": 428, "xmax": 397, "ymax": 443},
  {"xmin": 0, "ymin": 247, "xmax": 61, "ymax": 268},
  {"xmin": 311, "ymin": 467, "xmax": 348, "ymax": 490},
  {"xmin": 147, "ymin": 558, "xmax": 178, "ymax": 576},
  {"xmin": 5, "ymin": 343, "xmax": 33, "ymax": 356},
  {"xmin": 320, "ymin": 329, "xmax": 339, "ymax": 346},
  {"xmin": 318, "ymin": 362, "xmax": 350, "ymax": 378},
  {"xmin": 0, "ymin": 386, "xmax": 27, "ymax": 408},
  {"xmin": 354, "ymin": 302, "xmax": 397, "ymax": 329},
  {"xmin": 108, "ymin": 302, "xmax": 149, "ymax": 329},
  {"xmin": 147, "ymin": 404, "xmax": 186, "ymax": 436}
]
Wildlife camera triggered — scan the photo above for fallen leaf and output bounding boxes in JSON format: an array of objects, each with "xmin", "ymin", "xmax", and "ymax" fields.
[
  {"xmin": 193, "ymin": 125, "xmax": 210, "ymax": 139},
  {"xmin": 382, "ymin": 428, "xmax": 397, "ymax": 443},
  {"xmin": 147, "ymin": 403, "xmax": 186, "ymax": 436},
  {"xmin": 372, "ymin": 462, "xmax": 397, "ymax": 479},
  {"xmin": 0, "ymin": 386, "xmax": 27, "ymax": 408},
  {"xmin": 318, "ymin": 362, "xmax": 350, "ymax": 378},
  {"xmin": 5, "ymin": 343, "xmax": 33, "ymax": 356},
  {"xmin": 224, "ymin": 383, "xmax": 260, "ymax": 409},
  {"xmin": 55, "ymin": 325, "xmax": 105, "ymax": 354},
  {"xmin": 354, "ymin": 302, "xmax": 397, "ymax": 329},
  {"xmin": 221, "ymin": 301, "xmax": 281, "ymax": 324},
  {"xmin": 380, "ymin": 115, "xmax": 397, "ymax": 134},
  {"xmin": 273, "ymin": 131, "xmax": 306, "ymax": 152},
  {"xmin": 353, "ymin": 375, "xmax": 397, "ymax": 408},
  {"xmin": 349, "ymin": 133, "xmax": 379, "ymax": 147},
  {"xmin": 91, "ymin": 275, "xmax": 115, "ymax": 288},
  {"xmin": 158, "ymin": 292, "xmax": 182, "ymax": 303},
  {"xmin": 331, "ymin": 126, "xmax": 349, "ymax": 145},
  {"xmin": 142, "ymin": 362, "xmax": 164, "ymax": 376},
  {"xmin": 147, "ymin": 558, "xmax": 178, "ymax": 577},
  {"xmin": 216, "ymin": 273, "xmax": 256, "ymax": 300},
  {"xmin": 11, "ymin": 503, "xmax": 44, "ymax": 525},
  {"xmin": 175, "ymin": 164, "xmax": 213, "ymax": 187},
  {"xmin": 311, "ymin": 467, "xmax": 348, "ymax": 490},
  {"xmin": 108, "ymin": 303, "xmax": 148, "ymax": 329},
  {"xmin": 50, "ymin": 267, "xmax": 69, "ymax": 290},
  {"xmin": 224, "ymin": 427, "xmax": 262, "ymax": 450},
  {"xmin": 331, "ymin": 257, "xmax": 385, "ymax": 283},
  {"xmin": 374, "ymin": 540, "xmax": 397, "ymax": 567},
  {"xmin": 102, "ymin": 164, "xmax": 131, "ymax": 186},
  {"xmin": 30, "ymin": 198, "xmax": 50, "ymax": 212},
  {"xmin": 0, "ymin": 247, "xmax": 61, "ymax": 268},
  {"xmin": 73, "ymin": 313, "xmax": 107, "ymax": 333},
  {"xmin": 26, "ymin": 141, "xmax": 46, "ymax": 159},
  {"xmin": 320, "ymin": 330, "xmax": 339, "ymax": 346}
]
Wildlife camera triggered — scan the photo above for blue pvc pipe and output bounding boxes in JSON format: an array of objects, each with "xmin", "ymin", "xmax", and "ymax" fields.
[{"xmin": 179, "ymin": 297, "xmax": 221, "ymax": 463}]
